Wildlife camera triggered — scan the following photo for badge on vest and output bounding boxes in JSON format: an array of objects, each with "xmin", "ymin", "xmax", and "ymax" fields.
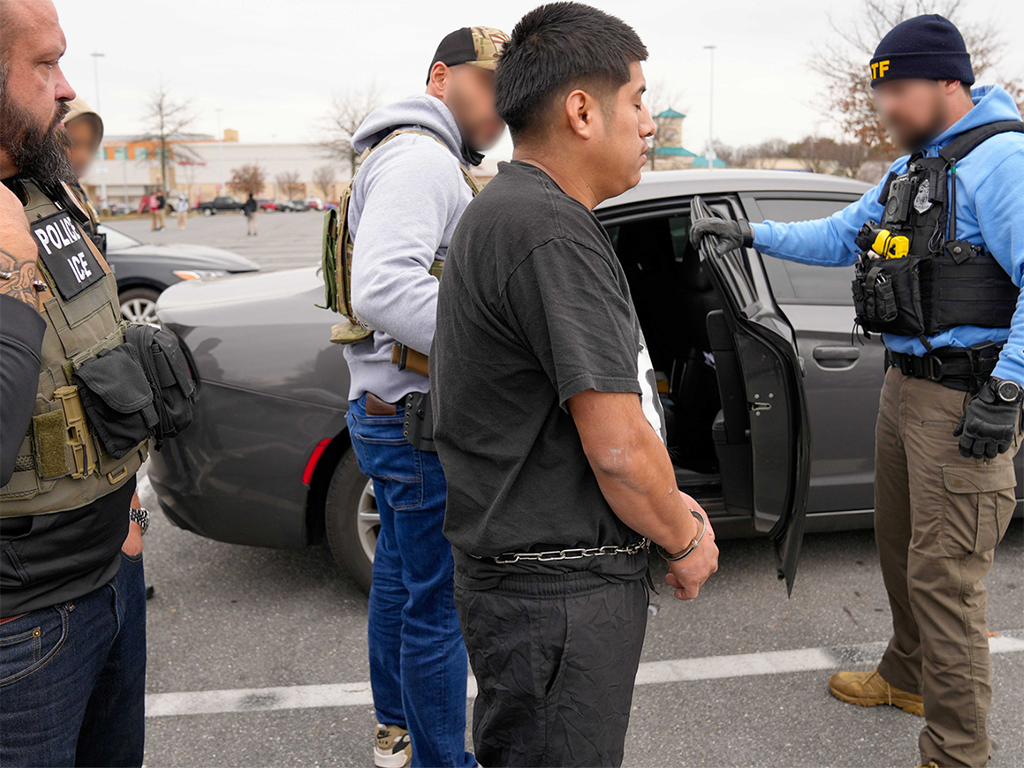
[{"xmin": 31, "ymin": 210, "xmax": 103, "ymax": 300}]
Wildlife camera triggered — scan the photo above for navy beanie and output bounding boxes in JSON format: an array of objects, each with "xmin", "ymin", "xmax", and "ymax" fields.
[{"xmin": 870, "ymin": 14, "xmax": 974, "ymax": 89}]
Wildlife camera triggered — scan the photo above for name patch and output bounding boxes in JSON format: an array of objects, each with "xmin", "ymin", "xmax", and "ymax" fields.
[{"xmin": 31, "ymin": 210, "xmax": 102, "ymax": 300}]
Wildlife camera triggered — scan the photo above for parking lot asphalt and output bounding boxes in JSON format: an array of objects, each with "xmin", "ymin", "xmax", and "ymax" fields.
[{"xmin": 118, "ymin": 213, "xmax": 1024, "ymax": 767}]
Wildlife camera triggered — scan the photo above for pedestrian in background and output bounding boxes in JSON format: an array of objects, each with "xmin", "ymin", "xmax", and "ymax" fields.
[
  {"xmin": 155, "ymin": 189, "xmax": 166, "ymax": 230},
  {"xmin": 148, "ymin": 190, "xmax": 160, "ymax": 230},
  {"xmin": 243, "ymin": 192, "xmax": 258, "ymax": 235},
  {"xmin": 175, "ymin": 192, "xmax": 189, "ymax": 229}
]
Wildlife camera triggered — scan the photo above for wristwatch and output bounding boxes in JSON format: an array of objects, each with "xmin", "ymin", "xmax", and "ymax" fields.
[
  {"xmin": 129, "ymin": 507, "xmax": 150, "ymax": 536},
  {"xmin": 994, "ymin": 378, "xmax": 1023, "ymax": 404}
]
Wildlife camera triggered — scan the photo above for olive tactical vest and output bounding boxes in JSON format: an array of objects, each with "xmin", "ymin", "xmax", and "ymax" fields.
[
  {"xmin": 0, "ymin": 179, "xmax": 147, "ymax": 517},
  {"xmin": 320, "ymin": 129, "xmax": 482, "ymax": 346}
]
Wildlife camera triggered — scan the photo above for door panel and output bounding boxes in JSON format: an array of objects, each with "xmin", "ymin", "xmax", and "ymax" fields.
[
  {"xmin": 740, "ymin": 193, "xmax": 885, "ymax": 514},
  {"xmin": 692, "ymin": 196, "xmax": 811, "ymax": 595}
]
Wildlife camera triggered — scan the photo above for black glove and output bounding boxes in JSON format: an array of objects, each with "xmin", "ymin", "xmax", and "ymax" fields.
[
  {"xmin": 689, "ymin": 218, "xmax": 754, "ymax": 255},
  {"xmin": 954, "ymin": 378, "xmax": 1022, "ymax": 459}
]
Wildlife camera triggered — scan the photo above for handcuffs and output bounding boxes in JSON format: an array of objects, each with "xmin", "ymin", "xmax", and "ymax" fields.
[{"xmin": 655, "ymin": 509, "xmax": 707, "ymax": 562}]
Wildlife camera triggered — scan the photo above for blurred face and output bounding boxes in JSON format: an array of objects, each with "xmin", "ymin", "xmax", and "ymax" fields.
[
  {"xmin": 432, "ymin": 63, "xmax": 505, "ymax": 151},
  {"xmin": 0, "ymin": 0, "xmax": 76, "ymax": 182},
  {"xmin": 875, "ymin": 78, "xmax": 959, "ymax": 151},
  {"xmin": 588, "ymin": 61, "xmax": 655, "ymax": 198},
  {"xmin": 64, "ymin": 115, "xmax": 100, "ymax": 177}
]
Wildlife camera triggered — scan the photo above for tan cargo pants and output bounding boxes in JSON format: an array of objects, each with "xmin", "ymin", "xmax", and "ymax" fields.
[{"xmin": 873, "ymin": 367, "xmax": 1019, "ymax": 767}]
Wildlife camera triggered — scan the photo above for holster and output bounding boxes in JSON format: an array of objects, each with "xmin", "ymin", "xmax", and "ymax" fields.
[{"xmin": 403, "ymin": 392, "xmax": 436, "ymax": 452}]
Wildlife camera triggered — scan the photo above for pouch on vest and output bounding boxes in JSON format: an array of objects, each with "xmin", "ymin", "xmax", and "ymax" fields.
[
  {"xmin": 72, "ymin": 345, "xmax": 158, "ymax": 459},
  {"xmin": 124, "ymin": 324, "xmax": 198, "ymax": 448}
]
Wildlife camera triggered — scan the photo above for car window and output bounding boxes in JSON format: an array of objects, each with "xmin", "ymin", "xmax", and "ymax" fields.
[
  {"xmin": 754, "ymin": 197, "xmax": 857, "ymax": 305},
  {"xmin": 97, "ymin": 224, "xmax": 141, "ymax": 251}
]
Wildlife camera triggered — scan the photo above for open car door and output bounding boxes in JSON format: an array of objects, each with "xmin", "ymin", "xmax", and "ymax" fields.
[{"xmin": 691, "ymin": 196, "xmax": 811, "ymax": 595}]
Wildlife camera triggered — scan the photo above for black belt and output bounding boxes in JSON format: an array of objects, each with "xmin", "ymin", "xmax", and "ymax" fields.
[{"xmin": 886, "ymin": 343, "xmax": 1002, "ymax": 393}]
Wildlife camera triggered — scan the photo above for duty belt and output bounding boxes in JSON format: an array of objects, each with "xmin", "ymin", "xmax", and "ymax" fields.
[
  {"xmin": 468, "ymin": 538, "xmax": 650, "ymax": 564},
  {"xmin": 886, "ymin": 343, "xmax": 1001, "ymax": 394}
]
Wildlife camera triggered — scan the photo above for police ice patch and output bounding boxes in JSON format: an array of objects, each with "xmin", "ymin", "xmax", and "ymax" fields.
[
  {"xmin": 31, "ymin": 210, "xmax": 102, "ymax": 300},
  {"xmin": 913, "ymin": 178, "xmax": 933, "ymax": 214}
]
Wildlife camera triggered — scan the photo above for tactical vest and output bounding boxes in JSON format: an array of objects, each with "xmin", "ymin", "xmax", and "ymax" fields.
[
  {"xmin": 0, "ymin": 179, "xmax": 147, "ymax": 517},
  {"xmin": 319, "ymin": 129, "xmax": 482, "ymax": 350},
  {"xmin": 852, "ymin": 120, "xmax": 1024, "ymax": 340}
]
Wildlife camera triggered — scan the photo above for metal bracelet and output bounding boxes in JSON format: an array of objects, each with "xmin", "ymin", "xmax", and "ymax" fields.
[
  {"xmin": 470, "ymin": 538, "xmax": 650, "ymax": 564},
  {"xmin": 656, "ymin": 509, "xmax": 707, "ymax": 562}
]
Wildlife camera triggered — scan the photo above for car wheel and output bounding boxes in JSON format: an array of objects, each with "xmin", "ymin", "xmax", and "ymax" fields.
[
  {"xmin": 119, "ymin": 287, "xmax": 162, "ymax": 326},
  {"xmin": 203, "ymin": 208, "xmax": 213, "ymax": 216},
  {"xmin": 325, "ymin": 450, "xmax": 377, "ymax": 594}
]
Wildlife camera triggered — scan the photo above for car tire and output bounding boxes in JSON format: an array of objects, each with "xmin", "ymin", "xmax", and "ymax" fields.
[
  {"xmin": 118, "ymin": 287, "xmax": 162, "ymax": 326},
  {"xmin": 203, "ymin": 208, "xmax": 213, "ymax": 216},
  {"xmin": 325, "ymin": 450, "xmax": 377, "ymax": 594}
]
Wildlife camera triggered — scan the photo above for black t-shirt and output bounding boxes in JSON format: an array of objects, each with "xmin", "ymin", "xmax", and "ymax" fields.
[
  {"xmin": 0, "ymin": 478, "xmax": 135, "ymax": 617},
  {"xmin": 432, "ymin": 161, "xmax": 665, "ymax": 589}
]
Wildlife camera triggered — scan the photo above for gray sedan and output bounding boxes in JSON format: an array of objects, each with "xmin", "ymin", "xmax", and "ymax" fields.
[
  {"xmin": 148, "ymin": 169, "xmax": 1023, "ymax": 594},
  {"xmin": 101, "ymin": 223, "xmax": 260, "ymax": 325}
]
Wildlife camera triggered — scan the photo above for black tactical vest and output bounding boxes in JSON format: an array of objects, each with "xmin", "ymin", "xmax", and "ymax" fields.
[{"xmin": 851, "ymin": 120, "xmax": 1024, "ymax": 339}]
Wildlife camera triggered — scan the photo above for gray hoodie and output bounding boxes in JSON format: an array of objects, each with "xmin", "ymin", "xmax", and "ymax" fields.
[{"xmin": 343, "ymin": 94, "xmax": 477, "ymax": 402}]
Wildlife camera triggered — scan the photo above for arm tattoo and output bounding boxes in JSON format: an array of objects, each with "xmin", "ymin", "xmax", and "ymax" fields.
[{"xmin": 0, "ymin": 246, "xmax": 41, "ymax": 307}]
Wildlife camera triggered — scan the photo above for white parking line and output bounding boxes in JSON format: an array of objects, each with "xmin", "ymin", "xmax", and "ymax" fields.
[{"xmin": 145, "ymin": 632, "xmax": 1024, "ymax": 718}]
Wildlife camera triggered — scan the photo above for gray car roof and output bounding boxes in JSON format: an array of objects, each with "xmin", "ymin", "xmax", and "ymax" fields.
[{"xmin": 596, "ymin": 168, "xmax": 872, "ymax": 210}]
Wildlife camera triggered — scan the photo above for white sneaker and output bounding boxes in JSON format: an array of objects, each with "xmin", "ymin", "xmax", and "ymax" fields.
[{"xmin": 374, "ymin": 723, "xmax": 411, "ymax": 768}]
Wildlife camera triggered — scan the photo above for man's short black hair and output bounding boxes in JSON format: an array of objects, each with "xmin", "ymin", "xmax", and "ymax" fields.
[{"xmin": 495, "ymin": 2, "xmax": 648, "ymax": 142}]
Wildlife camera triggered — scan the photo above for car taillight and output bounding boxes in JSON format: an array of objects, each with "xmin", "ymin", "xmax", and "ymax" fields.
[{"xmin": 302, "ymin": 438, "xmax": 332, "ymax": 486}]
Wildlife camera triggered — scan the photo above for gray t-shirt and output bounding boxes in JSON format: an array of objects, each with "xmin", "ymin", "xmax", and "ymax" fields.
[{"xmin": 432, "ymin": 161, "xmax": 664, "ymax": 589}]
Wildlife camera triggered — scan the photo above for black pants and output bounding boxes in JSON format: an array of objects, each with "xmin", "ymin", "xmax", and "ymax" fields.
[{"xmin": 455, "ymin": 571, "xmax": 648, "ymax": 767}]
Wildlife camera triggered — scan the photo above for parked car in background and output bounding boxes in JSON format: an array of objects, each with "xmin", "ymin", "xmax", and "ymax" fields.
[
  {"xmin": 101, "ymin": 223, "xmax": 260, "ymax": 325},
  {"xmin": 257, "ymin": 198, "xmax": 278, "ymax": 212},
  {"xmin": 304, "ymin": 198, "xmax": 327, "ymax": 211},
  {"xmin": 195, "ymin": 196, "xmax": 244, "ymax": 216},
  {"xmin": 104, "ymin": 202, "xmax": 131, "ymax": 216},
  {"xmin": 288, "ymin": 199, "xmax": 310, "ymax": 212}
]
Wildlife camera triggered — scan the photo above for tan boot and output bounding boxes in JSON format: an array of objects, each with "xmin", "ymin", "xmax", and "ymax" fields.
[
  {"xmin": 828, "ymin": 669, "xmax": 924, "ymax": 716},
  {"xmin": 914, "ymin": 762, "xmax": 939, "ymax": 768}
]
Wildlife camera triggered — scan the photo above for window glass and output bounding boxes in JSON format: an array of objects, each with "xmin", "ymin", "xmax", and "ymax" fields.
[
  {"xmin": 97, "ymin": 224, "xmax": 142, "ymax": 251},
  {"xmin": 756, "ymin": 197, "xmax": 857, "ymax": 304},
  {"xmin": 135, "ymin": 146, "xmax": 148, "ymax": 160}
]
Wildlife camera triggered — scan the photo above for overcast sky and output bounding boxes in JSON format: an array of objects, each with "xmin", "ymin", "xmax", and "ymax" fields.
[{"xmin": 56, "ymin": 0, "xmax": 1024, "ymax": 163}]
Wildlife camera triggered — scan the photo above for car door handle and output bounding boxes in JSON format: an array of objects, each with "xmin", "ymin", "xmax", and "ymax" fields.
[{"xmin": 813, "ymin": 345, "xmax": 860, "ymax": 367}]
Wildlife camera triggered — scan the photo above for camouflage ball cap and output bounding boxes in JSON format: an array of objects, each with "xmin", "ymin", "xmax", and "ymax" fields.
[{"xmin": 427, "ymin": 26, "xmax": 509, "ymax": 81}]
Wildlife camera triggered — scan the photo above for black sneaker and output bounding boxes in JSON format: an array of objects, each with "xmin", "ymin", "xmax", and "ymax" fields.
[{"xmin": 374, "ymin": 723, "xmax": 411, "ymax": 768}]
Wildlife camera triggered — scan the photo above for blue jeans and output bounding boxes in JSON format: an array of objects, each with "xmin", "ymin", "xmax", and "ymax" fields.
[
  {"xmin": 347, "ymin": 394, "xmax": 473, "ymax": 768},
  {"xmin": 0, "ymin": 552, "xmax": 147, "ymax": 766}
]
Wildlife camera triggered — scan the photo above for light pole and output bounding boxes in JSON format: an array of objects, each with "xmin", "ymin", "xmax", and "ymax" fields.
[
  {"xmin": 216, "ymin": 108, "xmax": 225, "ymax": 196},
  {"xmin": 90, "ymin": 52, "xmax": 108, "ymax": 205},
  {"xmin": 704, "ymin": 44, "xmax": 716, "ymax": 170}
]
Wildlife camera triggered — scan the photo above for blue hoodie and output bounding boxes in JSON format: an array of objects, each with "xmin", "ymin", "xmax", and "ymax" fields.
[
  {"xmin": 343, "ymin": 94, "xmax": 478, "ymax": 402},
  {"xmin": 751, "ymin": 85, "xmax": 1024, "ymax": 385}
]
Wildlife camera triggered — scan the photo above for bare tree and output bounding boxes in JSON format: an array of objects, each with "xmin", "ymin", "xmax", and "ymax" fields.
[
  {"xmin": 318, "ymin": 83, "xmax": 383, "ymax": 177},
  {"xmin": 743, "ymin": 138, "xmax": 792, "ymax": 169},
  {"xmin": 810, "ymin": 0, "xmax": 1023, "ymax": 157},
  {"xmin": 141, "ymin": 82, "xmax": 194, "ymax": 191},
  {"xmin": 312, "ymin": 165, "xmax": 338, "ymax": 200},
  {"xmin": 789, "ymin": 136, "xmax": 841, "ymax": 174},
  {"xmin": 644, "ymin": 80, "xmax": 687, "ymax": 171},
  {"xmin": 276, "ymin": 170, "xmax": 303, "ymax": 200},
  {"xmin": 229, "ymin": 163, "xmax": 267, "ymax": 198}
]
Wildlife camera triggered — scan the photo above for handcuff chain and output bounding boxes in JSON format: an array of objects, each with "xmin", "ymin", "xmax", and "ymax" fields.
[{"xmin": 484, "ymin": 539, "xmax": 650, "ymax": 565}]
